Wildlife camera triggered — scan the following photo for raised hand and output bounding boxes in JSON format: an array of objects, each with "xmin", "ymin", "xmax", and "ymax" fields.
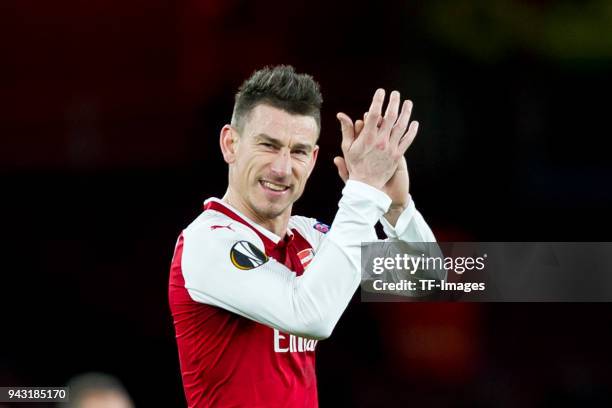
[{"xmin": 334, "ymin": 90, "xmax": 419, "ymax": 207}]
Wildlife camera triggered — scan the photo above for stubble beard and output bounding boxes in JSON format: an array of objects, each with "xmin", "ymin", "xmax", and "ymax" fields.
[{"xmin": 250, "ymin": 196, "xmax": 291, "ymax": 221}]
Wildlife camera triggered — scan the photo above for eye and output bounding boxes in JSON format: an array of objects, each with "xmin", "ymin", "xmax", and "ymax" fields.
[{"xmin": 292, "ymin": 149, "xmax": 308, "ymax": 156}]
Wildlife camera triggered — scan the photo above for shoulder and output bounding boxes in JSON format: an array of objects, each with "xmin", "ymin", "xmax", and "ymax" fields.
[
  {"xmin": 289, "ymin": 215, "xmax": 330, "ymax": 248},
  {"xmin": 289, "ymin": 215, "xmax": 329, "ymax": 234},
  {"xmin": 183, "ymin": 210, "xmax": 265, "ymax": 254}
]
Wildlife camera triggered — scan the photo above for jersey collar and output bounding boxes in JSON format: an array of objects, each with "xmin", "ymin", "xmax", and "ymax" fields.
[{"xmin": 203, "ymin": 198, "xmax": 294, "ymax": 245}]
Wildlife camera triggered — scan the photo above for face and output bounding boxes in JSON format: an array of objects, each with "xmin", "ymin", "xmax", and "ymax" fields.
[{"xmin": 221, "ymin": 104, "xmax": 320, "ymax": 221}]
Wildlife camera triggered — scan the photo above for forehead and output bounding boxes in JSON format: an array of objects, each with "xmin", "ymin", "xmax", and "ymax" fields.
[{"xmin": 242, "ymin": 104, "xmax": 319, "ymax": 144}]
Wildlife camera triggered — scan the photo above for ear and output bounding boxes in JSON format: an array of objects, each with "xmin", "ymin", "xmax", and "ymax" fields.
[
  {"xmin": 306, "ymin": 145, "xmax": 320, "ymax": 177},
  {"xmin": 219, "ymin": 125, "xmax": 238, "ymax": 164}
]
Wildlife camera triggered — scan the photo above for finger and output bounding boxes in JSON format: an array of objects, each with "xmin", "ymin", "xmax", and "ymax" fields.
[
  {"xmin": 390, "ymin": 100, "xmax": 413, "ymax": 146},
  {"xmin": 379, "ymin": 90, "xmax": 400, "ymax": 138},
  {"xmin": 364, "ymin": 88, "xmax": 385, "ymax": 134},
  {"xmin": 364, "ymin": 112, "xmax": 382, "ymax": 127},
  {"xmin": 333, "ymin": 156, "xmax": 349, "ymax": 183},
  {"xmin": 399, "ymin": 121, "xmax": 419, "ymax": 154},
  {"xmin": 336, "ymin": 112, "xmax": 355, "ymax": 152},
  {"xmin": 355, "ymin": 119, "xmax": 364, "ymax": 136}
]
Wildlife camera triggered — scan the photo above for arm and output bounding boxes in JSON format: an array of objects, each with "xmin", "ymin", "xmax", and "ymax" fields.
[
  {"xmin": 333, "ymin": 93, "xmax": 435, "ymax": 244},
  {"xmin": 378, "ymin": 195, "xmax": 447, "ymax": 289},
  {"xmin": 181, "ymin": 181, "xmax": 390, "ymax": 340},
  {"xmin": 334, "ymin": 92, "xmax": 446, "ymax": 291}
]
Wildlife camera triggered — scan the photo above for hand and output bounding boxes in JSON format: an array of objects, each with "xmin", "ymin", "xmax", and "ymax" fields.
[
  {"xmin": 334, "ymin": 90, "xmax": 419, "ymax": 224},
  {"xmin": 335, "ymin": 89, "xmax": 418, "ymax": 190}
]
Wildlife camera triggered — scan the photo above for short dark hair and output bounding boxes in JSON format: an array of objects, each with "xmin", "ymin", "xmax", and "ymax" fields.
[{"xmin": 231, "ymin": 65, "xmax": 323, "ymax": 133}]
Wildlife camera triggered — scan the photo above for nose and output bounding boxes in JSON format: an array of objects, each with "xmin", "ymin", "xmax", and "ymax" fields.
[{"xmin": 270, "ymin": 149, "xmax": 292, "ymax": 178}]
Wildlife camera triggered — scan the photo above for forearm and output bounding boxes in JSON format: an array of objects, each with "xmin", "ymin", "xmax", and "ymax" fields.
[
  {"xmin": 377, "ymin": 196, "xmax": 446, "ymax": 286},
  {"xmin": 287, "ymin": 180, "xmax": 391, "ymax": 338}
]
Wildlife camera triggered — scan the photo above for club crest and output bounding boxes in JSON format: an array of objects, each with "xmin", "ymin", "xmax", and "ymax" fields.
[{"xmin": 297, "ymin": 248, "xmax": 314, "ymax": 268}]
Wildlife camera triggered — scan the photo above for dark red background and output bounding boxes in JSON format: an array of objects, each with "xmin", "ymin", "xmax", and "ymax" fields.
[{"xmin": 2, "ymin": 1, "xmax": 612, "ymax": 406}]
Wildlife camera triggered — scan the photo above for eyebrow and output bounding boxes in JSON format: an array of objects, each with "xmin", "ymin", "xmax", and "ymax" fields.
[{"xmin": 254, "ymin": 133, "xmax": 314, "ymax": 152}]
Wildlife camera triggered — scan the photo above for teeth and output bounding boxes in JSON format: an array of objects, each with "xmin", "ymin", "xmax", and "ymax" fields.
[{"xmin": 261, "ymin": 181, "xmax": 288, "ymax": 191}]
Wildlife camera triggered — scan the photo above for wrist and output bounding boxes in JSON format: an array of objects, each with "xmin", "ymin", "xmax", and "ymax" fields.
[
  {"xmin": 348, "ymin": 175, "xmax": 384, "ymax": 190},
  {"xmin": 383, "ymin": 205, "xmax": 406, "ymax": 227}
]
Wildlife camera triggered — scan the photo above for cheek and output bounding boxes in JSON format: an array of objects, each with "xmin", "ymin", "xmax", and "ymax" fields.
[
  {"xmin": 245, "ymin": 157, "xmax": 268, "ymax": 182},
  {"xmin": 294, "ymin": 162, "xmax": 312, "ymax": 185}
]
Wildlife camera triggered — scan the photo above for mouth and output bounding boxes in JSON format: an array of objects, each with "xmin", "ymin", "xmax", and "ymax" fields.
[{"xmin": 259, "ymin": 179, "xmax": 291, "ymax": 194}]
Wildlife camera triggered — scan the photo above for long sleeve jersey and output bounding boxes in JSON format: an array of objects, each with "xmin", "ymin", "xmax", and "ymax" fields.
[{"xmin": 169, "ymin": 180, "xmax": 436, "ymax": 407}]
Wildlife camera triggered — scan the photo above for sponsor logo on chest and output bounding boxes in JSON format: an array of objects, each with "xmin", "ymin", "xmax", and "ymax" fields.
[{"xmin": 273, "ymin": 329, "xmax": 318, "ymax": 353}]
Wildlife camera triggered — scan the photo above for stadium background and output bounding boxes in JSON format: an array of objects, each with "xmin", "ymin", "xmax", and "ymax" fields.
[{"xmin": 2, "ymin": 1, "xmax": 612, "ymax": 406}]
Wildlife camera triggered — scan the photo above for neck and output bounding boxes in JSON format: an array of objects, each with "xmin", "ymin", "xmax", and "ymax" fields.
[{"xmin": 222, "ymin": 188, "xmax": 291, "ymax": 238}]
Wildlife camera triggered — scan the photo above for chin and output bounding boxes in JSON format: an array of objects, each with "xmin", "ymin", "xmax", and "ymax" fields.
[
  {"xmin": 260, "ymin": 203, "xmax": 289, "ymax": 219},
  {"xmin": 252, "ymin": 199, "xmax": 291, "ymax": 220}
]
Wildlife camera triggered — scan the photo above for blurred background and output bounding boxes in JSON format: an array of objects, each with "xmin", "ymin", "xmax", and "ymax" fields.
[{"xmin": 2, "ymin": 0, "xmax": 612, "ymax": 406}]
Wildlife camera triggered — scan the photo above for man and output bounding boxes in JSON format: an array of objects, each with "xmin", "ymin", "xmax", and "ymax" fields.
[
  {"xmin": 65, "ymin": 372, "xmax": 134, "ymax": 408},
  {"xmin": 169, "ymin": 65, "xmax": 436, "ymax": 407}
]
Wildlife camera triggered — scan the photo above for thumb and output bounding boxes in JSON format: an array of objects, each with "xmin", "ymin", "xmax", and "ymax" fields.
[
  {"xmin": 336, "ymin": 112, "xmax": 355, "ymax": 152},
  {"xmin": 333, "ymin": 156, "xmax": 349, "ymax": 183}
]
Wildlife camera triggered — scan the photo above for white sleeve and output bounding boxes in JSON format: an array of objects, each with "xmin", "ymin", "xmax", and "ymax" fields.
[
  {"xmin": 375, "ymin": 195, "xmax": 447, "ymax": 285},
  {"xmin": 378, "ymin": 195, "xmax": 436, "ymax": 243},
  {"xmin": 181, "ymin": 180, "xmax": 391, "ymax": 340}
]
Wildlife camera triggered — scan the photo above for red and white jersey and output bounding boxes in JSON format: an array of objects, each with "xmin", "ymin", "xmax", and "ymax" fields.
[{"xmin": 169, "ymin": 181, "xmax": 436, "ymax": 407}]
